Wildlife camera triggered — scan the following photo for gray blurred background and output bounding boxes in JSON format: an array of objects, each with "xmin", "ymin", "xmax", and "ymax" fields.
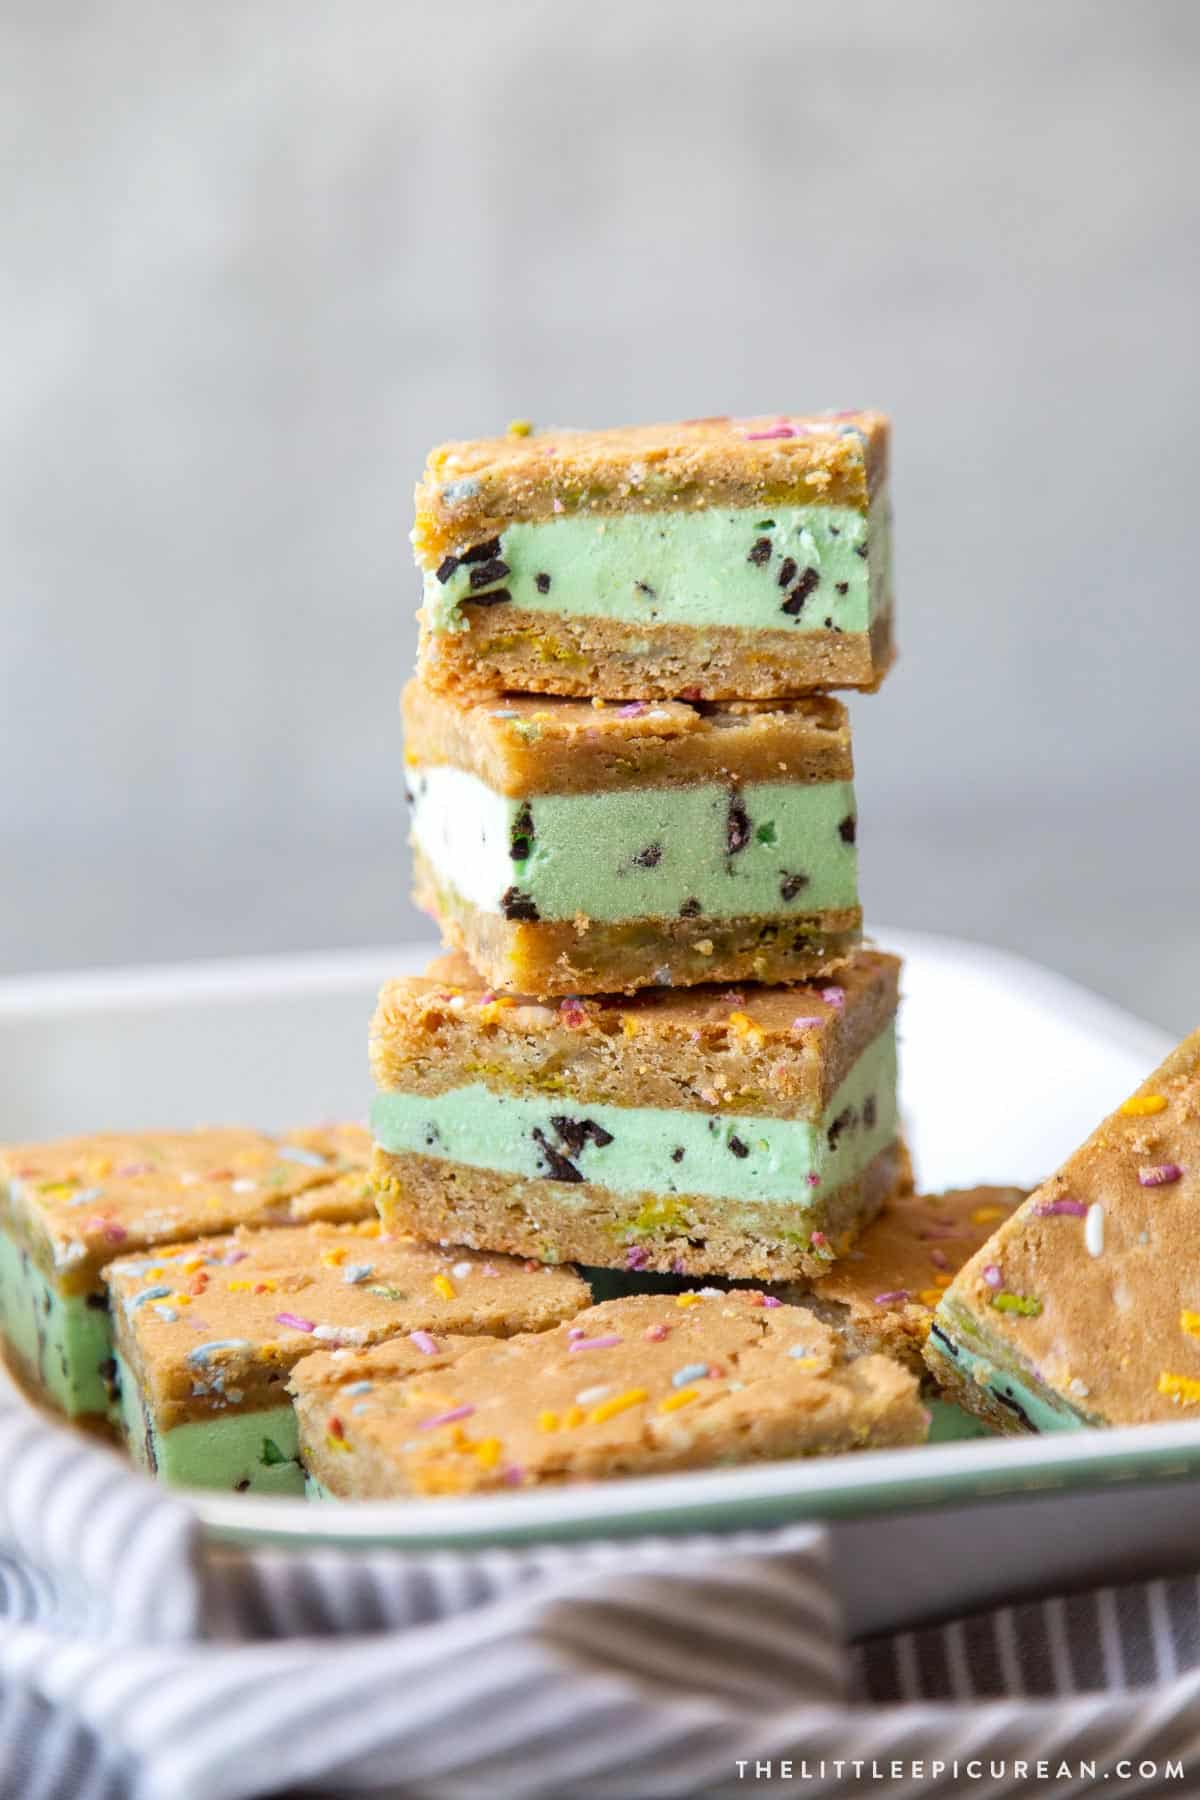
[{"xmin": 4, "ymin": 1, "xmax": 1199, "ymax": 1031}]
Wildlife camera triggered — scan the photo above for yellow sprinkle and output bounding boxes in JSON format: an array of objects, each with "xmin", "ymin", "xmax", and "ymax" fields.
[
  {"xmin": 727, "ymin": 1010, "xmax": 765, "ymax": 1046},
  {"xmin": 933, "ymin": 1272, "xmax": 952, "ymax": 1289},
  {"xmin": 587, "ymin": 1387, "xmax": 647, "ymax": 1425},
  {"xmin": 918, "ymin": 1288, "xmax": 945, "ymax": 1308},
  {"xmin": 1181, "ymin": 1312, "xmax": 1200, "ymax": 1339},
  {"xmin": 325, "ymin": 1432, "xmax": 352, "ymax": 1453},
  {"xmin": 89, "ymin": 1158, "xmax": 113, "ymax": 1179},
  {"xmin": 227, "ymin": 1280, "xmax": 252, "ymax": 1294},
  {"xmin": 357, "ymin": 1219, "xmax": 381, "ymax": 1237},
  {"xmin": 403, "ymin": 746, "xmax": 419, "ymax": 766},
  {"xmin": 507, "ymin": 417, "xmax": 533, "ymax": 436},
  {"xmin": 971, "ymin": 1206, "xmax": 1007, "ymax": 1225},
  {"xmin": 1121, "ymin": 1094, "xmax": 1167, "ymax": 1116},
  {"xmin": 321, "ymin": 1246, "xmax": 349, "ymax": 1268},
  {"xmin": 1158, "ymin": 1371, "xmax": 1200, "ymax": 1404},
  {"xmin": 172, "ymin": 1293, "xmax": 192, "ymax": 1307},
  {"xmin": 788, "ymin": 1355, "xmax": 822, "ymax": 1370},
  {"xmin": 676, "ymin": 1293, "xmax": 703, "ymax": 1309},
  {"xmin": 39, "ymin": 1182, "xmax": 76, "ymax": 1202},
  {"xmin": 537, "ymin": 1410, "xmax": 560, "ymax": 1433},
  {"xmin": 147, "ymin": 1267, "xmax": 164, "ymax": 1280},
  {"xmin": 257, "ymin": 1278, "xmax": 278, "ymax": 1293},
  {"xmin": 180, "ymin": 1257, "xmax": 205, "ymax": 1274},
  {"xmin": 622, "ymin": 1016, "xmax": 640, "ymax": 1038},
  {"xmin": 563, "ymin": 1405, "xmax": 585, "ymax": 1429},
  {"xmin": 659, "ymin": 1387, "xmax": 699, "ymax": 1413},
  {"xmin": 472, "ymin": 1437, "xmax": 503, "ymax": 1469},
  {"xmin": 432, "ymin": 1274, "xmax": 456, "ymax": 1301}
]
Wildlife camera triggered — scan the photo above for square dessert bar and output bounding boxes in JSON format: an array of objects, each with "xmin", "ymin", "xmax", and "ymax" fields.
[
  {"xmin": 370, "ymin": 948, "xmax": 905, "ymax": 1283},
  {"xmin": 106, "ymin": 1220, "xmax": 589, "ymax": 1494},
  {"xmin": 797, "ymin": 1186, "xmax": 1026, "ymax": 1442},
  {"xmin": 404, "ymin": 680, "xmax": 862, "ymax": 996},
  {"xmin": 926, "ymin": 1029, "xmax": 1200, "ymax": 1434},
  {"xmin": 291, "ymin": 1290, "xmax": 926, "ymax": 1499},
  {"xmin": 414, "ymin": 413, "xmax": 894, "ymax": 700},
  {"xmin": 0, "ymin": 1124, "xmax": 371, "ymax": 1425}
]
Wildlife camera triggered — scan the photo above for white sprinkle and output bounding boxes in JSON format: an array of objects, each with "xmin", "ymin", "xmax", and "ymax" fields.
[
  {"xmin": 231, "ymin": 1178, "xmax": 257, "ymax": 1194},
  {"xmin": 1069, "ymin": 1377, "xmax": 1090, "ymax": 1397},
  {"xmin": 1085, "ymin": 1203, "xmax": 1105, "ymax": 1258},
  {"xmin": 575, "ymin": 1384, "xmax": 611, "ymax": 1407},
  {"xmin": 314, "ymin": 1324, "xmax": 369, "ymax": 1345},
  {"xmin": 452, "ymin": 1261, "xmax": 473, "ymax": 1280}
]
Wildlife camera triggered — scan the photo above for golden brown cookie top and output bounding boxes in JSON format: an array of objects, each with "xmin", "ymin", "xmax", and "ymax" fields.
[
  {"xmin": 413, "ymin": 412, "xmax": 889, "ymax": 566},
  {"xmin": 290, "ymin": 1287, "xmax": 922, "ymax": 1494},
  {"xmin": 1, "ymin": 1125, "xmax": 371, "ymax": 1291},
  {"xmin": 807, "ymin": 1186, "xmax": 1027, "ymax": 1369},
  {"xmin": 370, "ymin": 948, "xmax": 899, "ymax": 1117},
  {"xmin": 106, "ymin": 1220, "xmax": 590, "ymax": 1422},
  {"xmin": 402, "ymin": 681, "xmax": 852, "ymax": 796},
  {"xmin": 940, "ymin": 1031, "xmax": 1200, "ymax": 1425}
]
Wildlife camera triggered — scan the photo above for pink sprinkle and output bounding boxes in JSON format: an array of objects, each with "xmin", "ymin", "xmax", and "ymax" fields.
[
  {"xmin": 116, "ymin": 1162, "xmax": 153, "ymax": 1178},
  {"xmin": 820, "ymin": 987, "xmax": 845, "ymax": 1009},
  {"xmin": 806, "ymin": 1174, "xmax": 821, "ymax": 1189},
  {"xmin": 791, "ymin": 1016, "xmax": 822, "ymax": 1031},
  {"xmin": 103, "ymin": 1222, "xmax": 127, "ymax": 1245},
  {"xmin": 760, "ymin": 1295, "xmax": 782, "ymax": 1309},
  {"xmin": 276, "ymin": 1311, "xmax": 315, "ymax": 1333},
  {"xmin": 671, "ymin": 1257, "xmax": 686, "ymax": 1275},
  {"xmin": 1035, "ymin": 1198, "xmax": 1087, "ymax": 1217},
  {"xmin": 479, "ymin": 991, "xmax": 497, "ymax": 1005},
  {"xmin": 618, "ymin": 701, "xmax": 648, "ymax": 717},
  {"xmin": 409, "ymin": 1330, "xmax": 438, "ymax": 1355},
  {"xmin": 559, "ymin": 998, "xmax": 587, "ymax": 1029},
  {"xmin": 569, "ymin": 1334, "xmax": 622, "ymax": 1353},
  {"xmin": 221, "ymin": 1249, "xmax": 249, "ymax": 1266},
  {"xmin": 1139, "ymin": 1164, "xmax": 1183, "ymax": 1187},
  {"xmin": 552, "ymin": 497, "xmax": 564, "ymax": 513},
  {"xmin": 982, "ymin": 1265, "xmax": 1003, "ymax": 1289},
  {"xmin": 644, "ymin": 1323, "xmax": 669, "ymax": 1342},
  {"xmin": 481, "ymin": 1264, "xmax": 500, "ymax": 1278},
  {"xmin": 873, "ymin": 1289, "xmax": 909, "ymax": 1306},
  {"xmin": 568, "ymin": 1326, "xmax": 586, "ymax": 1340},
  {"xmin": 743, "ymin": 425, "xmax": 796, "ymax": 441},
  {"xmin": 625, "ymin": 1246, "xmax": 649, "ymax": 1271},
  {"xmin": 929, "ymin": 1248, "xmax": 950, "ymax": 1270},
  {"xmin": 502, "ymin": 1465, "xmax": 524, "ymax": 1486},
  {"xmin": 419, "ymin": 1404, "xmax": 474, "ymax": 1431}
]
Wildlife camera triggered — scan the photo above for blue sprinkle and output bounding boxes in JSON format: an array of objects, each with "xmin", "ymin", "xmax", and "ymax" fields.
[
  {"xmin": 344, "ymin": 1380, "xmax": 373, "ymax": 1396},
  {"xmin": 787, "ymin": 1344, "xmax": 819, "ymax": 1359},
  {"xmin": 672, "ymin": 1362, "xmax": 710, "ymax": 1388},
  {"xmin": 186, "ymin": 1339, "xmax": 254, "ymax": 1365},
  {"xmin": 342, "ymin": 1263, "xmax": 374, "ymax": 1285},
  {"xmin": 441, "ymin": 477, "xmax": 480, "ymax": 504},
  {"xmin": 276, "ymin": 1145, "xmax": 327, "ymax": 1169},
  {"xmin": 153, "ymin": 1306, "xmax": 179, "ymax": 1323},
  {"xmin": 130, "ymin": 1284, "xmax": 172, "ymax": 1312},
  {"xmin": 67, "ymin": 1186, "xmax": 105, "ymax": 1207}
]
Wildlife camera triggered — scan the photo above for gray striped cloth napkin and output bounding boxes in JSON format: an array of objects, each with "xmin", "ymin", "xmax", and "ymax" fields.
[{"xmin": 3, "ymin": 1358, "xmax": 1200, "ymax": 1800}]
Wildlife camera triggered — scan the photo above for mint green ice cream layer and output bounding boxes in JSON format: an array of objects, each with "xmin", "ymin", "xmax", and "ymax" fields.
[
  {"xmin": 408, "ymin": 768, "xmax": 858, "ymax": 924},
  {"xmin": 928, "ymin": 1313, "xmax": 1089, "ymax": 1434},
  {"xmin": 0, "ymin": 1222, "xmax": 115, "ymax": 1417},
  {"xmin": 114, "ymin": 1351, "xmax": 306, "ymax": 1495},
  {"xmin": 425, "ymin": 497, "xmax": 891, "ymax": 635},
  {"xmin": 372, "ymin": 1024, "xmax": 896, "ymax": 1215}
]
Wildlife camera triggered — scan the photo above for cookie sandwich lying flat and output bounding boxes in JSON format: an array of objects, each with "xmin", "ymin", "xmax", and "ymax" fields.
[
  {"xmin": 370, "ymin": 949, "xmax": 905, "ymax": 1283},
  {"xmin": 105, "ymin": 1221, "xmax": 589, "ymax": 1494},
  {"xmin": 926, "ymin": 1030, "xmax": 1200, "ymax": 1433},
  {"xmin": 415, "ymin": 413, "xmax": 894, "ymax": 699},
  {"xmin": 291, "ymin": 1289, "xmax": 926, "ymax": 1499},
  {"xmin": 797, "ymin": 1185, "xmax": 1026, "ymax": 1441},
  {"xmin": 404, "ymin": 681, "xmax": 861, "ymax": 996},
  {"xmin": 0, "ymin": 1125, "xmax": 371, "ymax": 1428}
]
